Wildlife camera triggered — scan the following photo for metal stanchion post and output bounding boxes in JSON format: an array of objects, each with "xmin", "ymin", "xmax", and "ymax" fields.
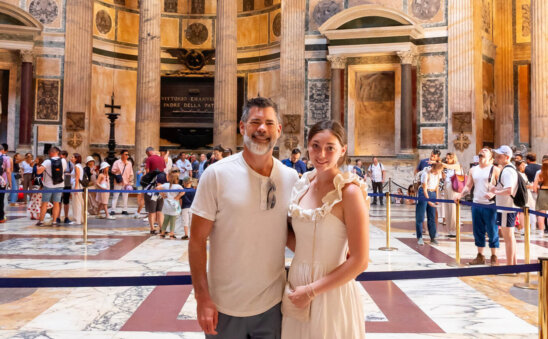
[
  {"xmin": 379, "ymin": 192, "xmax": 398, "ymax": 251},
  {"xmin": 538, "ymin": 257, "xmax": 547, "ymax": 339},
  {"xmin": 388, "ymin": 178, "xmax": 392, "ymax": 195},
  {"xmin": 515, "ymin": 207, "xmax": 537, "ymax": 289},
  {"xmin": 448, "ymin": 200, "xmax": 464, "ymax": 267},
  {"xmin": 76, "ymin": 187, "xmax": 93, "ymax": 245}
]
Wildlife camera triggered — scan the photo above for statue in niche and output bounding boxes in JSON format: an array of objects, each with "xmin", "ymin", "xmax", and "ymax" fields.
[
  {"xmin": 191, "ymin": 0, "xmax": 205, "ymax": 14},
  {"xmin": 29, "ymin": 0, "xmax": 58, "ymax": 25},
  {"xmin": 411, "ymin": 0, "xmax": 441, "ymax": 20},
  {"xmin": 313, "ymin": 0, "xmax": 341, "ymax": 26}
]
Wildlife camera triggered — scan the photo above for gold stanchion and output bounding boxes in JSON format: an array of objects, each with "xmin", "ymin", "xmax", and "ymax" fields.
[
  {"xmin": 538, "ymin": 257, "xmax": 547, "ymax": 339},
  {"xmin": 76, "ymin": 187, "xmax": 93, "ymax": 245},
  {"xmin": 379, "ymin": 192, "xmax": 397, "ymax": 251},
  {"xmin": 448, "ymin": 200, "xmax": 464, "ymax": 267},
  {"xmin": 515, "ymin": 207, "xmax": 537, "ymax": 289}
]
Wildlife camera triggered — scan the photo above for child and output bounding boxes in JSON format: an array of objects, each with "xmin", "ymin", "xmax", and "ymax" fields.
[
  {"xmin": 96, "ymin": 162, "xmax": 115, "ymax": 220},
  {"xmin": 159, "ymin": 170, "xmax": 184, "ymax": 239},
  {"xmin": 180, "ymin": 176, "xmax": 196, "ymax": 240}
]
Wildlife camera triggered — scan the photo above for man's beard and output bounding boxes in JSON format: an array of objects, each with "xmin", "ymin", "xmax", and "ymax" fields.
[{"xmin": 243, "ymin": 132, "xmax": 275, "ymax": 156}]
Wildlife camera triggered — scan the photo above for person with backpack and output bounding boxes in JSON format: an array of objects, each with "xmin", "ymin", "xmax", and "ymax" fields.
[
  {"xmin": 490, "ymin": 146, "xmax": 525, "ymax": 266},
  {"xmin": 35, "ymin": 147, "xmax": 67, "ymax": 226},
  {"xmin": 0, "ymin": 144, "xmax": 12, "ymax": 223},
  {"xmin": 455, "ymin": 148, "xmax": 500, "ymax": 265},
  {"xmin": 59, "ymin": 150, "xmax": 74, "ymax": 224}
]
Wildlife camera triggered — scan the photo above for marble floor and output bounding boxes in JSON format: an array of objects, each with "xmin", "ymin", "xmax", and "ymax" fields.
[{"xmin": 0, "ymin": 202, "xmax": 547, "ymax": 338}]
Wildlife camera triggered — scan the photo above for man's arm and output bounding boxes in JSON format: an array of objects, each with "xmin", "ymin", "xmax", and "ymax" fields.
[{"xmin": 189, "ymin": 214, "xmax": 218, "ymax": 335}]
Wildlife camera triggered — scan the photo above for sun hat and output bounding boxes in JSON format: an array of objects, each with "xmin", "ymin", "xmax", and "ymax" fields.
[
  {"xmin": 99, "ymin": 161, "xmax": 110, "ymax": 171},
  {"xmin": 85, "ymin": 156, "xmax": 95, "ymax": 164}
]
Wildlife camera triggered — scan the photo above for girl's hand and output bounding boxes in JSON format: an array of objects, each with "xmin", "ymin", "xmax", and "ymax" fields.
[{"xmin": 288, "ymin": 285, "xmax": 313, "ymax": 309}]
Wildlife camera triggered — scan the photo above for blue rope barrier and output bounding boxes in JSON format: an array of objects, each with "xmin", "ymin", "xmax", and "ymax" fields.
[
  {"xmin": 0, "ymin": 263, "xmax": 540, "ymax": 288},
  {"xmin": 368, "ymin": 193, "xmax": 385, "ymax": 197},
  {"xmin": 459, "ymin": 200, "xmax": 523, "ymax": 213}
]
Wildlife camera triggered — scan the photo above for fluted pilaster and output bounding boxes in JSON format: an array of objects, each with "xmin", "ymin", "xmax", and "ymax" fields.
[
  {"xmin": 327, "ymin": 55, "xmax": 346, "ymax": 124},
  {"xmin": 531, "ymin": 0, "xmax": 548, "ymax": 158},
  {"xmin": 213, "ymin": 0, "xmax": 238, "ymax": 151},
  {"xmin": 448, "ymin": 0, "xmax": 478, "ymax": 161},
  {"xmin": 62, "ymin": 0, "xmax": 93, "ymax": 154},
  {"xmin": 135, "ymin": 0, "xmax": 161, "ymax": 164},
  {"xmin": 494, "ymin": 0, "xmax": 514, "ymax": 146},
  {"xmin": 280, "ymin": 0, "xmax": 306, "ymax": 154}
]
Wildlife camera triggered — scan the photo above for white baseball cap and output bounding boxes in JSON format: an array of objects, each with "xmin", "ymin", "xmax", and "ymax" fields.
[{"xmin": 493, "ymin": 145, "xmax": 513, "ymax": 158}]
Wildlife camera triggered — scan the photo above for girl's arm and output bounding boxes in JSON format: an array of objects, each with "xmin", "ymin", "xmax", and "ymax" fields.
[
  {"xmin": 288, "ymin": 184, "xmax": 369, "ymax": 308},
  {"xmin": 74, "ymin": 166, "xmax": 80, "ymax": 190}
]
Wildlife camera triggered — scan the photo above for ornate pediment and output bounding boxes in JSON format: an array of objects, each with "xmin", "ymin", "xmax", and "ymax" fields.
[{"xmin": 0, "ymin": 2, "xmax": 43, "ymax": 50}]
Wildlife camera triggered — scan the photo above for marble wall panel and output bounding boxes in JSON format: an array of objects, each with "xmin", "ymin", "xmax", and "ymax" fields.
[
  {"xmin": 308, "ymin": 61, "xmax": 330, "ymax": 80},
  {"xmin": 35, "ymin": 57, "xmax": 62, "ymax": 77},
  {"xmin": 35, "ymin": 79, "xmax": 60, "ymax": 122},
  {"xmin": 237, "ymin": 14, "xmax": 269, "ymax": 47},
  {"xmin": 93, "ymin": 3, "xmax": 116, "ymax": 40},
  {"xmin": 247, "ymin": 70, "xmax": 280, "ymax": 101},
  {"xmin": 117, "ymin": 10, "xmax": 139, "ymax": 44},
  {"xmin": 181, "ymin": 19, "xmax": 213, "ymax": 49},
  {"xmin": 420, "ymin": 127, "xmax": 445, "ymax": 145},
  {"xmin": 161, "ymin": 17, "xmax": 180, "ymax": 48},
  {"xmin": 307, "ymin": 80, "xmax": 331, "ymax": 124},
  {"xmin": 515, "ymin": 0, "xmax": 531, "ymax": 44},
  {"xmin": 420, "ymin": 55, "xmax": 445, "ymax": 75},
  {"xmin": 517, "ymin": 63, "xmax": 531, "ymax": 144},
  {"xmin": 408, "ymin": 0, "xmax": 444, "ymax": 25},
  {"xmin": 270, "ymin": 9, "xmax": 281, "ymax": 43},
  {"xmin": 37, "ymin": 125, "xmax": 59, "ymax": 143},
  {"xmin": 90, "ymin": 65, "xmax": 137, "ymax": 146},
  {"xmin": 420, "ymin": 78, "xmax": 445, "ymax": 123},
  {"xmin": 28, "ymin": 0, "xmax": 63, "ymax": 29},
  {"xmin": 347, "ymin": 0, "xmax": 403, "ymax": 11},
  {"xmin": 482, "ymin": 60, "xmax": 495, "ymax": 145},
  {"xmin": 308, "ymin": 0, "xmax": 343, "ymax": 32}
]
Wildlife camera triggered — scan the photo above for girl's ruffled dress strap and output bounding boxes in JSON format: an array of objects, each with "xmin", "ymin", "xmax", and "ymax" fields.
[{"xmin": 288, "ymin": 170, "xmax": 369, "ymax": 222}]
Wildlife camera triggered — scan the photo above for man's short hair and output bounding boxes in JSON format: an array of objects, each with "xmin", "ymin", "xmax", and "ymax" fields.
[
  {"xmin": 291, "ymin": 148, "xmax": 301, "ymax": 155},
  {"xmin": 241, "ymin": 97, "xmax": 280, "ymax": 123},
  {"xmin": 145, "ymin": 146, "xmax": 154, "ymax": 153},
  {"xmin": 213, "ymin": 145, "xmax": 225, "ymax": 152},
  {"xmin": 526, "ymin": 152, "xmax": 537, "ymax": 162},
  {"xmin": 120, "ymin": 149, "xmax": 128, "ymax": 155},
  {"xmin": 60, "ymin": 150, "xmax": 68, "ymax": 157},
  {"xmin": 1, "ymin": 143, "xmax": 8, "ymax": 152},
  {"xmin": 50, "ymin": 146, "xmax": 60, "ymax": 154},
  {"xmin": 431, "ymin": 149, "xmax": 441, "ymax": 156}
]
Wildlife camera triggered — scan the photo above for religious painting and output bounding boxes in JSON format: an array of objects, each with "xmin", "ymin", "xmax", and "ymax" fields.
[
  {"xmin": 66, "ymin": 112, "xmax": 85, "ymax": 132},
  {"xmin": 243, "ymin": 0, "xmax": 254, "ymax": 11},
  {"xmin": 515, "ymin": 0, "xmax": 531, "ymax": 44},
  {"xmin": 308, "ymin": 81, "xmax": 330, "ymax": 124},
  {"xmin": 35, "ymin": 79, "xmax": 60, "ymax": 122},
  {"xmin": 410, "ymin": 0, "xmax": 441, "ymax": 20},
  {"xmin": 164, "ymin": 0, "xmax": 177, "ymax": 13},
  {"xmin": 310, "ymin": 0, "xmax": 341, "ymax": 31},
  {"xmin": 272, "ymin": 13, "xmax": 282, "ymax": 37},
  {"xmin": 354, "ymin": 71, "xmax": 396, "ymax": 155},
  {"xmin": 420, "ymin": 78, "xmax": 444, "ymax": 122},
  {"xmin": 185, "ymin": 23, "xmax": 209, "ymax": 45},
  {"xmin": 95, "ymin": 10, "xmax": 112, "ymax": 35},
  {"xmin": 29, "ymin": 0, "xmax": 58, "ymax": 25},
  {"xmin": 452, "ymin": 112, "xmax": 472, "ymax": 133},
  {"xmin": 191, "ymin": 0, "xmax": 205, "ymax": 14},
  {"xmin": 282, "ymin": 115, "xmax": 301, "ymax": 134}
]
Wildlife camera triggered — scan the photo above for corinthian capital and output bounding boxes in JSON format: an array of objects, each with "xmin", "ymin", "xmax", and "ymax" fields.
[
  {"xmin": 327, "ymin": 55, "xmax": 347, "ymax": 69},
  {"xmin": 20, "ymin": 50, "xmax": 35, "ymax": 64},
  {"xmin": 397, "ymin": 47, "xmax": 418, "ymax": 65}
]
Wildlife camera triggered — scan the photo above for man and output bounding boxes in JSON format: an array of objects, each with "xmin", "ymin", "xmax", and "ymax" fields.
[
  {"xmin": 514, "ymin": 153, "xmax": 524, "ymax": 163},
  {"xmin": 197, "ymin": 153, "xmax": 208, "ymax": 180},
  {"xmin": 0, "ymin": 144, "xmax": 12, "ymax": 223},
  {"xmin": 368, "ymin": 157, "xmax": 386, "ymax": 205},
  {"xmin": 176, "ymin": 152, "xmax": 193, "ymax": 184},
  {"xmin": 59, "ymin": 150, "xmax": 74, "ymax": 224},
  {"xmin": 490, "ymin": 146, "xmax": 519, "ymax": 266},
  {"xmin": 455, "ymin": 148, "xmax": 500, "ymax": 265},
  {"xmin": 189, "ymin": 97, "xmax": 299, "ymax": 338},
  {"xmin": 145, "ymin": 147, "xmax": 165, "ymax": 174},
  {"xmin": 353, "ymin": 159, "xmax": 365, "ymax": 179},
  {"xmin": 415, "ymin": 149, "xmax": 441, "ymax": 174},
  {"xmin": 281, "ymin": 148, "xmax": 307, "ymax": 176},
  {"xmin": 525, "ymin": 152, "xmax": 541, "ymax": 183},
  {"xmin": 111, "ymin": 150, "xmax": 134, "ymax": 215},
  {"xmin": 191, "ymin": 153, "xmax": 199, "ymax": 178},
  {"xmin": 36, "ymin": 147, "xmax": 67, "ymax": 226}
]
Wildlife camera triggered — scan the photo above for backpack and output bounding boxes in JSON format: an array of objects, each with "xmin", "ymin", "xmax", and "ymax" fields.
[
  {"xmin": 140, "ymin": 170, "xmax": 160, "ymax": 188},
  {"xmin": 50, "ymin": 158, "xmax": 64, "ymax": 185},
  {"xmin": 500, "ymin": 165, "xmax": 528, "ymax": 208}
]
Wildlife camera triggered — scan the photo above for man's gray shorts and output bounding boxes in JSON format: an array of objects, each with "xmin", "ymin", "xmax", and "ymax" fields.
[{"xmin": 206, "ymin": 303, "xmax": 281, "ymax": 339}]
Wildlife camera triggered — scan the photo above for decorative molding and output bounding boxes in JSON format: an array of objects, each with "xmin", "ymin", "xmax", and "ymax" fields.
[
  {"xmin": 20, "ymin": 49, "xmax": 35, "ymax": 63},
  {"xmin": 453, "ymin": 132, "xmax": 471, "ymax": 151},
  {"xmin": 397, "ymin": 46, "xmax": 418, "ymax": 65},
  {"xmin": 327, "ymin": 55, "xmax": 346, "ymax": 69}
]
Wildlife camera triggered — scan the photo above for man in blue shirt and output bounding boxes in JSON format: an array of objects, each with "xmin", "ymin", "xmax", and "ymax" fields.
[
  {"xmin": 415, "ymin": 149, "xmax": 441, "ymax": 174},
  {"xmin": 282, "ymin": 148, "xmax": 307, "ymax": 176}
]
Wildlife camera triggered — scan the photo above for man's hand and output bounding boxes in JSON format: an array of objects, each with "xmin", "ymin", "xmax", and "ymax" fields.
[{"xmin": 196, "ymin": 296, "xmax": 219, "ymax": 335}]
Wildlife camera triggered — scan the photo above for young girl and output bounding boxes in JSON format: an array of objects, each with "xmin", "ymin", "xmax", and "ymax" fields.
[
  {"xmin": 179, "ymin": 176, "xmax": 196, "ymax": 240},
  {"xmin": 159, "ymin": 170, "xmax": 184, "ymax": 239},
  {"xmin": 96, "ymin": 162, "xmax": 115, "ymax": 220},
  {"xmin": 70, "ymin": 153, "xmax": 84, "ymax": 224},
  {"xmin": 282, "ymin": 120, "xmax": 369, "ymax": 339}
]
